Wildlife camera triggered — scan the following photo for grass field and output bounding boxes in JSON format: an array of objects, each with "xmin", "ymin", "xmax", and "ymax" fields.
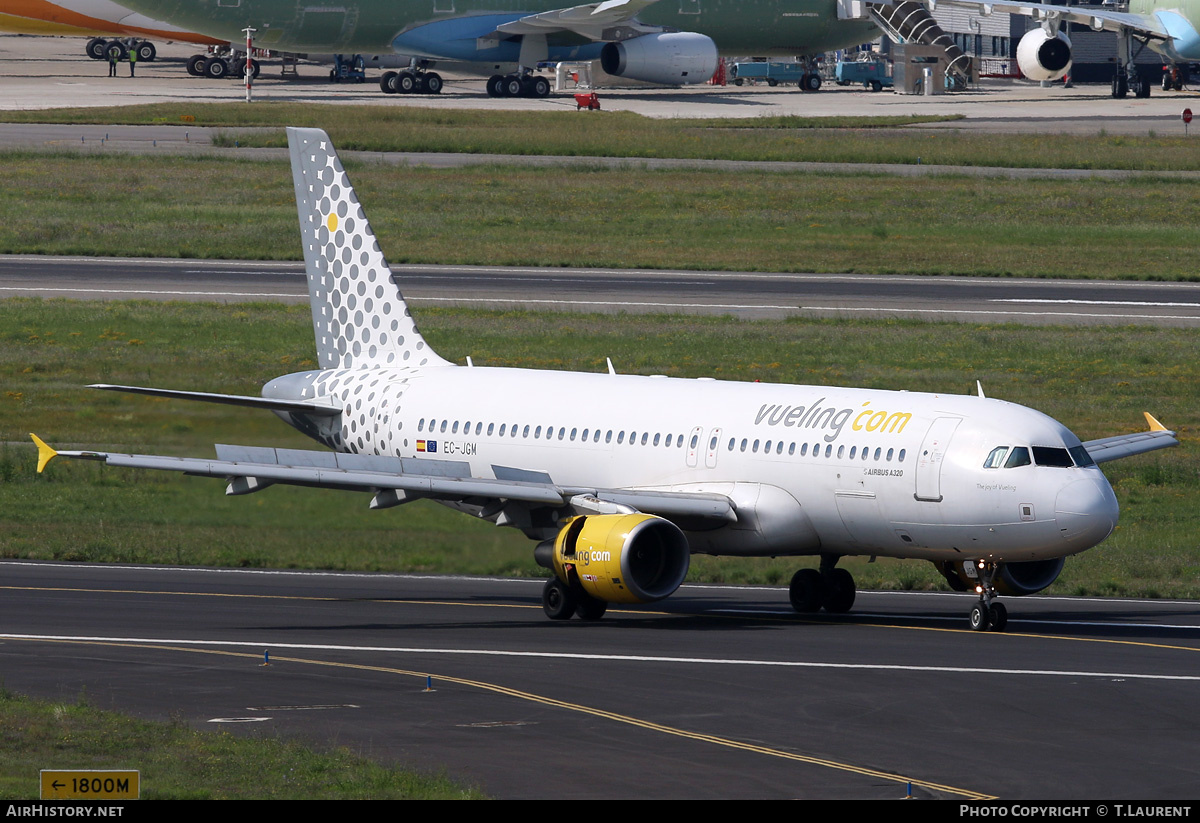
[
  {"xmin": 2, "ymin": 299, "xmax": 1195, "ymax": 599},
  {"xmin": 5, "ymin": 102, "xmax": 1200, "ymax": 170},
  {"xmin": 0, "ymin": 689, "xmax": 480, "ymax": 799},
  {"xmin": 3, "ymin": 152, "xmax": 1200, "ymax": 278}
]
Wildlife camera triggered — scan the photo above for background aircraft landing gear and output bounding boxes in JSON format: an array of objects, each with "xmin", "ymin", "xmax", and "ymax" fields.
[
  {"xmin": 486, "ymin": 72, "xmax": 550, "ymax": 98},
  {"xmin": 788, "ymin": 556, "xmax": 856, "ymax": 614}
]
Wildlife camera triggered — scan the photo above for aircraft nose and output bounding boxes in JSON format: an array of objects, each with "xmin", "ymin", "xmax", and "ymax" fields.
[{"xmin": 1055, "ymin": 476, "xmax": 1119, "ymax": 548}]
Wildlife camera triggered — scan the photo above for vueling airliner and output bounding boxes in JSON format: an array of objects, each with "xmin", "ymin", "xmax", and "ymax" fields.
[{"xmin": 32, "ymin": 128, "xmax": 1178, "ymax": 632}]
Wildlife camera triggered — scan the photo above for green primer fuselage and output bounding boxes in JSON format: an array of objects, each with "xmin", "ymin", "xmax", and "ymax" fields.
[{"xmin": 118, "ymin": 0, "xmax": 878, "ymax": 59}]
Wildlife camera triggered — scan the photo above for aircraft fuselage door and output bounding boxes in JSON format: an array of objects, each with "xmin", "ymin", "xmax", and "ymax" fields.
[
  {"xmin": 915, "ymin": 416, "xmax": 961, "ymax": 502},
  {"xmin": 704, "ymin": 427, "xmax": 722, "ymax": 468},
  {"xmin": 686, "ymin": 426, "xmax": 702, "ymax": 468}
]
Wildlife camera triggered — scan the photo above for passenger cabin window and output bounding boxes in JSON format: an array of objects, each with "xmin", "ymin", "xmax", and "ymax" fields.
[{"xmin": 1004, "ymin": 446, "xmax": 1031, "ymax": 468}]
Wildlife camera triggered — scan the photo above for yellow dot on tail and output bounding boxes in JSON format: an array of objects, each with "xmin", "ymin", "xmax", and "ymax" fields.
[{"xmin": 327, "ymin": 213, "xmax": 338, "ymax": 232}]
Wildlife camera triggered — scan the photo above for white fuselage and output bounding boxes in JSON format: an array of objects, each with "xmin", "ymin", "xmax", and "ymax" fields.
[{"xmin": 264, "ymin": 364, "xmax": 1120, "ymax": 564}]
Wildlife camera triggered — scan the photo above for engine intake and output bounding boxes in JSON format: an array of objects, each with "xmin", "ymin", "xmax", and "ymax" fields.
[
  {"xmin": 552, "ymin": 513, "xmax": 690, "ymax": 603},
  {"xmin": 599, "ymin": 32, "xmax": 718, "ymax": 86},
  {"xmin": 1016, "ymin": 28, "xmax": 1072, "ymax": 82},
  {"xmin": 937, "ymin": 558, "xmax": 1065, "ymax": 596}
]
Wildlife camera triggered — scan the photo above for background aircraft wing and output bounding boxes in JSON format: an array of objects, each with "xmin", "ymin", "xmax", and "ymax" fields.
[
  {"xmin": 31, "ymin": 438, "xmax": 736, "ymax": 522},
  {"xmin": 929, "ymin": 0, "xmax": 1169, "ymax": 40},
  {"xmin": 1082, "ymin": 413, "xmax": 1178, "ymax": 463},
  {"xmin": 493, "ymin": 0, "xmax": 663, "ymax": 39}
]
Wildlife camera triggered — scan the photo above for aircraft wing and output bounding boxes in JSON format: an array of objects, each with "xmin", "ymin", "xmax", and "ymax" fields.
[
  {"xmin": 928, "ymin": 0, "xmax": 1169, "ymax": 40},
  {"xmin": 30, "ymin": 437, "xmax": 737, "ymax": 523},
  {"xmin": 493, "ymin": 0, "xmax": 663, "ymax": 39},
  {"xmin": 1082, "ymin": 413, "xmax": 1179, "ymax": 464}
]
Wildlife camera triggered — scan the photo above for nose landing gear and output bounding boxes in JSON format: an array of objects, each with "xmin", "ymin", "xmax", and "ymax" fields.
[{"xmin": 967, "ymin": 560, "xmax": 1008, "ymax": 632}]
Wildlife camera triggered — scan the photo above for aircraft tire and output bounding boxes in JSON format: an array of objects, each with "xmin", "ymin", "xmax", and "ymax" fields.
[
  {"xmin": 425, "ymin": 72, "xmax": 443, "ymax": 94},
  {"xmin": 486, "ymin": 74, "xmax": 505, "ymax": 97},
  {"xmin": 969, "ymin": 602, "xmax": 991, "ymax": 631},
  {"xmin": 989, "ymin": 602, "xmax": 1008, "ymax": 632},
  {"xmin": 1163, "ymin": 73, "xmax": 1173, "ymax": 92},
  {"xmin": 204, "ymin": 57, "xmax": 229, "ymax": 79},
  {"xmin": 86, "ymin": 38, "xmax": 108, "ymax": 60},
  {"xmin": 803, "ymin": 73, "xmax": 822, "ymax": 92},
  {"xmin": 397, "ymin": 71, "xmax": 417, "ymax": 93},
  {"xmin": 575, "ymin": 593, "xmax": 607, "ymax": 620},
  {"xmin": 106, "ymin": 42, "xmax": 128, "ymax": 62},
  {"xmin": 789, "ymin": 568, "xmax": 823, "ymax": 613},
  {"xmin": 543, "ymin": 578, "xmax": 577, "ymax": 620},
  {"xmin": 380, "ymin": 71, "xmax": 398, "ymax": 93},
  {"xmin": 1112, "ymin": 74, "xmax": 1128, "ymax": 99},
  {"xmin": 532, "ymin": 76, "xmax": 550, "ymax": 98},
  {"xmin": 186, "ymin": 54, "xmax": 207, "ymax": 76},
  {"xmin": 502, "ymin": 75, "xmax": 523, "ymax": 97},
  {"xmin": 1136, "ymin": 79, "xmax": 1151, "ymax": 98},
  {"xmin": 135, "ymin": 41, "xmax": 156, "ymax": 62},
  {"xmin": 822, "ymin": 567, "xmax": 856, "ymax": 613}
]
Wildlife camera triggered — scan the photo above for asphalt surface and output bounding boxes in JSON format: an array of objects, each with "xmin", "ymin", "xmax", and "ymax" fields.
[
  {"xmin": 2, "ymin": 560, "xmax": 1198, "ymax": 799},
  {"xmin": 4, "ymin": 254, "xmax": 1200, "ymax": 325}
]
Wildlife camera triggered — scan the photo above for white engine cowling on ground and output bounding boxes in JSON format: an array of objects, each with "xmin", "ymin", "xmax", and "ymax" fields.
[
  {"xmin": 1016, "ymin": 28, "xmax": 1073, "ymax": 82},
  {"xmin": 599, "ymin": 32, "xmax": 718, "ymax": 85}
]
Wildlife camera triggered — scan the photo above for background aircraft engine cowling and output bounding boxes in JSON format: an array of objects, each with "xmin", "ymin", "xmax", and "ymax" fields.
[
  {"xmin": 938, "ymin": 558, "xmax": 1065, "ymax": 596},
  {"xmin": 599, "ymin": 32, "xmax": 718, "ymax": 86},
  {"xmin": 553, "ymin": 514, "xmax": 690, "ymax": 604},
  {"xmin": 1016, "ymin": 28, "xmax": 1073, "ymax": 82}
]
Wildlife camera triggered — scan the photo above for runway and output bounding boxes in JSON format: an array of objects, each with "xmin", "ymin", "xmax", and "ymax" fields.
[
  {"xmin": 2, "ymin": 560, "xmax": 1198, "ymax": 799},
  {"xmin": 3, "ymin": 254, "xmax": 1200, "ymax": 325}
]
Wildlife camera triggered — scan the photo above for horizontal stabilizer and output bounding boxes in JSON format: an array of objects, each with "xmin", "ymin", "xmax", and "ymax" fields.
[
  {"xmin": 1083, "ymin": 413, "xmax": 1178, "ymax": 464},
  {"xmin": 88, "ymin": 384, "xmax": 341, "ymax": 417}
]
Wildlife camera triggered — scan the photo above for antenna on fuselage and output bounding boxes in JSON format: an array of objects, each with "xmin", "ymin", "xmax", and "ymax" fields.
[
  {"xmin": 976, "ymin": 380, "xmax": 986, "ymax": 398},
  {"xmin": 607, "ymin": 357, "xmax": 617, "ymax": 375}
]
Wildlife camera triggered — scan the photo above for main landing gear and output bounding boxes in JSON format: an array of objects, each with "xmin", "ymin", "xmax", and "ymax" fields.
[
  {"xmin": 486, "ymin": 72, "xmax": 551, "ymax": 98},
  {"xmin": 542, "ymin": 577, "xmax": 608, "ymax": 621},
  {"xmin": 380, "ymin": 69, "xmax": 444, "ymax": 95},
  {"xmin": 788, "ymin": 555, "xmax": 857, "ymax": 614},
  {"xmin": 965, "ymin": 560, "xmax": 1008, "ymax": 632}
]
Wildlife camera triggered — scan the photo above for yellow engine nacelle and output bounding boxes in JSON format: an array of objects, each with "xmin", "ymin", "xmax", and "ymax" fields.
[{"xmin": 552, "ymin": 513, "xmax": 690, "ymax": 604}]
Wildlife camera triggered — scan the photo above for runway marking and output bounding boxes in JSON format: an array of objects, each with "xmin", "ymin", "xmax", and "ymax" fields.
[
  {"xmin": 995, "ymin": 299, "xmax": 1200, "ymax": 308},
  {"xmin": 6, "ymin": 581, "xmax": 1200, "ymax": 652},
  {"xmin": 0, "ymin": 287, "xmax": 302, "ymax": 299},
  {"xmin": 715, "ymin": 607, "xmax": 1200, "ymax": 633},
  {"xmin": 2, "ymin": 632, "xmax": 1198, "ymax": 680},
  {"xmin": 1, "ymin": 635, "xmax": 992, "ymax": 800},
  {"xmin": 800, "ymin": 306, "xmax": 1200, "ymax": 321}
]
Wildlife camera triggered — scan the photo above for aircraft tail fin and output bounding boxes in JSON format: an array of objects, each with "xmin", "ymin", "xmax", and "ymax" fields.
[{"xmin": 286, "ymin": 127, "xmax": 450, "ymax": 370}]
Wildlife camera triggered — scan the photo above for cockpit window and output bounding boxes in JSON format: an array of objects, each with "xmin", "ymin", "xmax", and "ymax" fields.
[
  {"xmin": 1068, "ymin": 445, "xmax": 1095, "ymax": 467},
  {"xmin": 1032, "ymin": 446, "xmax": 1073, "ymax": 467},
  {"xmin": 1003, "ymin": 446, "xmax": 1031, "ymax": 468},
  {"xmin": 983, "ymin": 447, "xmax": 1009, "ymax": 469}
]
